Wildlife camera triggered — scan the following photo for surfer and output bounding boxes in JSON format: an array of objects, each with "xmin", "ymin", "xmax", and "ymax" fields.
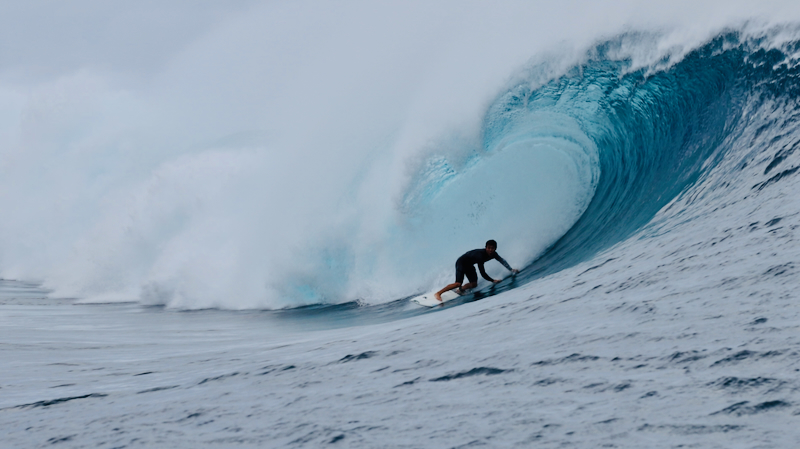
[{"xmin": 434, "ymin": 240, "xmax": 519, "ymax": 302}]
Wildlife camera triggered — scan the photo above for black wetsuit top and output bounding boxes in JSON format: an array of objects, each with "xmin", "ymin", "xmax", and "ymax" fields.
[{"xmin": 455, "ymin": 249, "xmax": 513, "ymax": 283}]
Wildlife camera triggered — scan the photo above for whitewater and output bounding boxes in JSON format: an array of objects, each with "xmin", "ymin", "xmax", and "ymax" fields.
[{"xmin": 3, "ymin": 1, "xmax": 800, "ymax": 447}]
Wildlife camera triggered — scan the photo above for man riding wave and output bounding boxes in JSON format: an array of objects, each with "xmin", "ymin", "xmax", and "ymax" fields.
[{"xmin": 434, "ymin": 239, "xmax": 519, "ymax": 302}]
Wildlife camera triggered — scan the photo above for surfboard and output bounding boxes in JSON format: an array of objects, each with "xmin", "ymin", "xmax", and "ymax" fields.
[{"xmin": 411, "ymin": 288, "xmax": 464, "ymax": 307}]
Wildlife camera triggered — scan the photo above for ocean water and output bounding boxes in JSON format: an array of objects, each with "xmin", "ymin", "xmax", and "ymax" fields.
[{"xmin": 3, "ymin": 2, "xmax": 800, "ymax": 448}]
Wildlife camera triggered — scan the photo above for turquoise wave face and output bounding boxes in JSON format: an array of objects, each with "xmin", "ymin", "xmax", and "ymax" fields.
[{"xmin": 504, "ymin": 32, "xmax": 790, "ymax": 285}]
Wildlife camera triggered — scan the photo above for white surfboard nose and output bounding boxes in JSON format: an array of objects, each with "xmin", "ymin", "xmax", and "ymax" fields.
[{"xmin": 411, "ymin": 289, "xmax": 462, "ymax": 307}]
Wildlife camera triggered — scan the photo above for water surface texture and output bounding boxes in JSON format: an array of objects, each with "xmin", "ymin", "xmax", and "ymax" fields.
[{"xmin": 2, "ymin": 2, "xmax": 800, "ymax": 448}]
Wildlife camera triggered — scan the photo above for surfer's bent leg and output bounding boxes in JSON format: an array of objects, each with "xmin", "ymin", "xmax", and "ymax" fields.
[
  {"xmin": 434, "ymin": 261, "xmax": 466, "ymax": 301},
  {"xmin": 460, "ymin": 264, "xmax": 478, "ymax": 292}
]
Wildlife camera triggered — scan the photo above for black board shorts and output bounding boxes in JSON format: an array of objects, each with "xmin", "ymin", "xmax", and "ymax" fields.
[{"xmin": 455, "ymin": 260, "xmax": 478, "ymax": 284}]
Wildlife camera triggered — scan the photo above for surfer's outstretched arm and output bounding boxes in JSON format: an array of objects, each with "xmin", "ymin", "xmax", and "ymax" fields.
[
  {"xmin": 478, "ymin": 262, "xmax": 498, "ymax": 283},
  {"xmin": 493, "ymin": 254, "xmax": 520, "ymax": 275}
]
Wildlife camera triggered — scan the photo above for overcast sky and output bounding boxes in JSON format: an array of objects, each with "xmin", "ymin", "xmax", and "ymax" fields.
[{"xmin": 0, "ymin": 1, "xmax": 259, "ymax": 84}]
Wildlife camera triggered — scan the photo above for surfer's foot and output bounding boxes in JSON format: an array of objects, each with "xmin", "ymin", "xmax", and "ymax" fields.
[
  {"xmin": 434, "ymin": 293, "xmax": 442, "ymax": 302},
  {"xmin": 456, "ymin": 288, "xmax": 464, "ymax": 295}
]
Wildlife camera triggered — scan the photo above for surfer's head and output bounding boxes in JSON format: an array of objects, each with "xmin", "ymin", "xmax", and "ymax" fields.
[{"xmin": 485, "ymin": 239, "xmax": 497, "ymax": 255}]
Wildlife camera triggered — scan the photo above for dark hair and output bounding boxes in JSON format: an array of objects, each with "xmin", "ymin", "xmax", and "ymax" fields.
[{"xmin": 485, "ymin": 239, "xmax": 497, "ymax": 248}]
